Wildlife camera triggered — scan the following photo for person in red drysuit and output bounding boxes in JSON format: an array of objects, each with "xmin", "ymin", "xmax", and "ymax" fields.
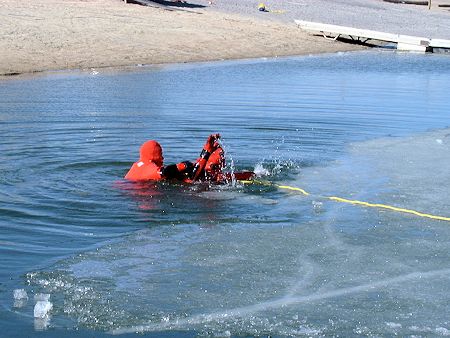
[{"xmin": 124, "ymin": 134, "xmax": 224, "ymax": 183}]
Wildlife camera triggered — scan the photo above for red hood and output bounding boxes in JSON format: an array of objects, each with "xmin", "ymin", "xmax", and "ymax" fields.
[{"xmin": 139, "ymin": 140, "xmax": 163, "ymax": 164}]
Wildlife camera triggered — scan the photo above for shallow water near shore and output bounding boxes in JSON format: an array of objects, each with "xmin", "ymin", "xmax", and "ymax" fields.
[{"xmin": 1, "ymin": 51, "xmax": 450, "ymax": 337}]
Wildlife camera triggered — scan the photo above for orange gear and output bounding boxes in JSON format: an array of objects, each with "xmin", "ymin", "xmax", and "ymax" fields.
[
  {"xmin": 124, "ymin": 140, "xmax": 164, "ymax": 181},
  {"xmin": 204, "ymin": 147, "xmax": 225, "ymax": 182},
  {"xmin": 125, "ymin": 135, "xmax": 229, "ymax": 183}
]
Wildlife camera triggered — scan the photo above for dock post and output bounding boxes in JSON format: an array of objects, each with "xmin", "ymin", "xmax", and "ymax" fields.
[{"xmin": 428, "ymin": 0, "xmax": 431, "ymax": 9}]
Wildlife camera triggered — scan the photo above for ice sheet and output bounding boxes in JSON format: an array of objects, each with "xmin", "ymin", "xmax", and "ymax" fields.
[{"xmin": 25, "ymin": 128, "xmax": 450, "ymax": 336}]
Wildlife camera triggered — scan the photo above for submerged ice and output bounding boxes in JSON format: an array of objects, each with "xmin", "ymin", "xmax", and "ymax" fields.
[{"xmin": 13, "ymin": 289, "xmax": 28, "ymax": 309}]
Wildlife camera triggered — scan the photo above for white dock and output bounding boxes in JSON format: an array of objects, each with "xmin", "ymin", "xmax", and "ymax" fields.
[{"xmin": 295, "ymin": 20, "xmax": 450, "ymax": 52}]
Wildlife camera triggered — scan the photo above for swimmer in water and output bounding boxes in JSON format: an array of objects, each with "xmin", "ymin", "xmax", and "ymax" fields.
[{"xmin": 124, "ymin": 134, "xmax": 225, "ymax": 183}]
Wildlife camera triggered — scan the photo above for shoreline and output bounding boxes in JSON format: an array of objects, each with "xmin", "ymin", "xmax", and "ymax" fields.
[
  {"xmin": 0, "ymin": 0, "xmax": 365, "ymax": 78},
  {"xmin": 1, "ymin": 0, "xmax": 449, "ymax": 78},
  {"xmin": 0, "ymin": 50, "xmax": 368, "ymax": 82}
]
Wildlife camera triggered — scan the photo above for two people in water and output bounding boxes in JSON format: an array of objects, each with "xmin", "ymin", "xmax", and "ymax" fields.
[{"xmin": 125, "ymin": 134, "xmax": 226, "ymax": 183}]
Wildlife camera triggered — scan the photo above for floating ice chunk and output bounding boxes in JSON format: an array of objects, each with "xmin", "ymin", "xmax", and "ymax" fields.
[
  {"xmin": 386, "ymin": 322, "xmax": 402, "ymax": 329},
  {"xmin": 13, "ymin": 289, "xmax": 28, "ymax": 308},
  {"xmin": 34, "ymin": 293, "xmax": 50, "ymax": 302},
  {"xmin": 13, "ymin": 289, "xmax": 28, "ymax": 300},
  {"xmin": 436, "ymin": 139, "xmax": 443, "ymax": 144},
  {"xmin": 34, "ymin": 300, "xmax": 53, "ymax": 318},
  {"xmin": 312, "ymin": 200, "xmax": 323, "ymax": 212}
]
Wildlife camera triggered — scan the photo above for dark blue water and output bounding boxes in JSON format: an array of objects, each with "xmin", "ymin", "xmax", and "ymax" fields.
[{"xmin": 1, "ymin": 51, "xmax": 450, "ymax": 337}]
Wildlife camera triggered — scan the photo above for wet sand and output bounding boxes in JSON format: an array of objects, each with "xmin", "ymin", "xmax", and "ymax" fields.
[{"xmin": 0, "ymin": 0, "xmax": 363, "ymax": 76}]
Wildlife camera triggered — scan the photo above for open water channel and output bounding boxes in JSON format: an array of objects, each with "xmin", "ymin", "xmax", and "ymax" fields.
[{"xmin": 1, "ymin": 51, "xmax": 450, "ymax": 337}]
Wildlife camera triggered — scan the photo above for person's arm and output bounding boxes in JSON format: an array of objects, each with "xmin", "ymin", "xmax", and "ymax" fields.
[{"xmin": 188, "ymin": 134, "xmax": 220, "ymax": 182}]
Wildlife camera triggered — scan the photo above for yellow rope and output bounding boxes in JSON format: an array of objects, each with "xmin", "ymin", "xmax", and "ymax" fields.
[
  {"xmin": 327, "ymin": 196, "xmax": 450, "ymax": 222},
  {"xmin": 239, "ymin": 179, "xmax": 450, "ymax": 222},
  {"xmin": 276, "ymin": 185, "xmax": 310, "ymax": 196}
]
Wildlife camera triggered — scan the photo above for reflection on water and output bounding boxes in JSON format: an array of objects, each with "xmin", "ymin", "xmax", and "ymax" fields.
[{"xmin": 1, "ymin": 51, "xmax": 450, "ymax": 336}]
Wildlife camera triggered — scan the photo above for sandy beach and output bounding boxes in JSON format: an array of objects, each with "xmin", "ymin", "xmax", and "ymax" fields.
[
  {"xmin": 1, "ymin": 0, "xmax": 449, "ymax": 76},
  {"xmin": 0, "ymin": 0, "xmax": 363, "ymax": 76}
]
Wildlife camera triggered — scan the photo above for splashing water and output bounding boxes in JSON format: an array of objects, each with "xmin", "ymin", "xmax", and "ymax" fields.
[
  {"xmin": 216, "ymin": 138, "xmax": 237, "ymax": 186},
  {"xmin": 253, "ymin": 162, "xmax": 270, "ymax": 177}
]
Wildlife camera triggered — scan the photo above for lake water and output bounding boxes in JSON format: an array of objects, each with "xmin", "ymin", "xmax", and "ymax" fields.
[{"xmin": 1, "ymin": 51, "xmax": 450, "ymax": 337}]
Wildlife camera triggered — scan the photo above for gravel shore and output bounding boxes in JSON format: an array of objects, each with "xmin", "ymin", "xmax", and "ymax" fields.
[{"xmin": 199, "ymin": 0, "xmax": 450, "ymax": 39}]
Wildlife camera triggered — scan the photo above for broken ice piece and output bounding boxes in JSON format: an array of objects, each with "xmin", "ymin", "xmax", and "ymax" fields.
[
  {"xmin": 34, "ymin": 300, "xmax": 53, "ymax": 318},
  {"xmin": 13, "ymin": 289, "xmax": 28, "ymax": 300}
]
